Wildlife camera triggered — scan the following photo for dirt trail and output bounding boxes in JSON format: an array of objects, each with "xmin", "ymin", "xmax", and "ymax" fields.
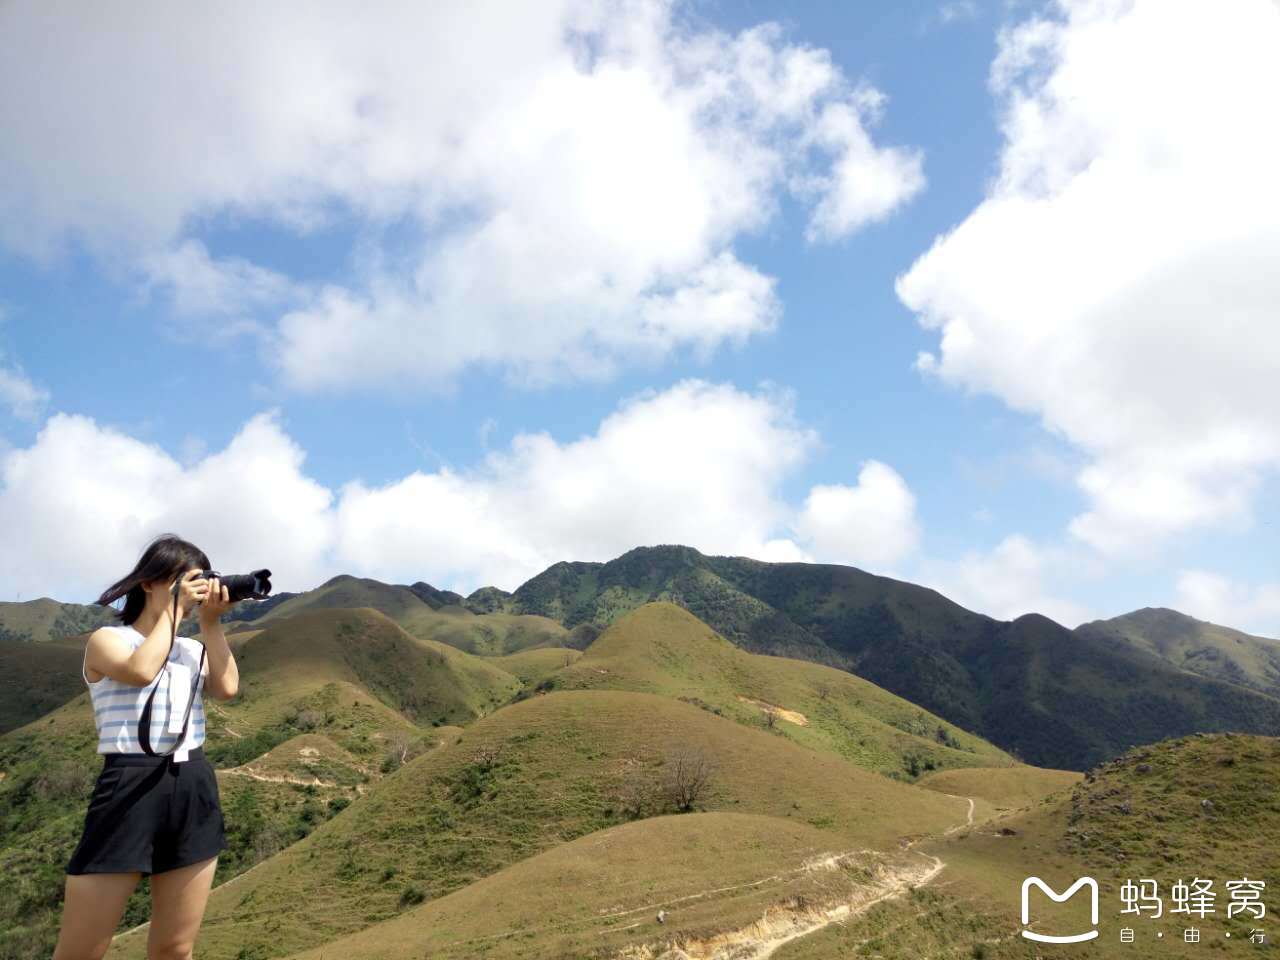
[
  {"xmin": 221, "ymin": 765, "xmax": 369, "ymax": 794},
  {"xmin": 941, "ymin": 794, "xmax": 975, "ymax": 835},
  {"xmin": 221, "ymin": 767, "xmax": 340, "ymax": 788},
  {"xmin": 614, "ymin": 793, "xmax": 972, "ymax": 960}
]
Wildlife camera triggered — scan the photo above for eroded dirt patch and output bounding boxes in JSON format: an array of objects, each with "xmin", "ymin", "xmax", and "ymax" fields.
[{"xmin": 735, "ymin": 695, "xmax": 809, "ymax": 726}]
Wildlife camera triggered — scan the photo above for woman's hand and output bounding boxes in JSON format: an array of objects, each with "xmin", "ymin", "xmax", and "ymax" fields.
[
  {"xmin": 147, "ymin": 568, "xmax": 203, "ymax": 618},
  {"xmin": 199, "ymin": 576, "xmax": 232, "ymax": 624}
]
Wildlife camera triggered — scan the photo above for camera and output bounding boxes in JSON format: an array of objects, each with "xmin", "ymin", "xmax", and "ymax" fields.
[{"xmin": 174, "ymin": 568, "xmax": 273, "ymax": 604}]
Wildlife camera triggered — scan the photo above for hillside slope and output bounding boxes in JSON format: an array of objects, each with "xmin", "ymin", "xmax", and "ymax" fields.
[
  {"xmin": 0, "ymin": 640, "xmax": 87, "ymax": 733},
  {"xmin": 554, "ymin": 601, "xmax": 1012, "ymax": 778},
  {"xmin": 14, "ymin": 547, "xmax": 1280, "ymax": 771},
  {"xmin": 495, "ymin": 545, "xmax": 1280, "ymax": 769},
  {"xmin": 279, "ymin": 812, "xmax": 938, "ymax": 960},
  {"xmin": 0, "ymin": 597, "xmax": 113, "ymax": 644},
  {"xmin": 397, "ymin": 604, "xmax": 571, "ymax": 655},
  {"xmin": 230, "ymin": 607, "xmax": 522, "ymax": 728},
  {"xmin": 107, "ymin": 689, "xmax": 970, "ymax": 960},
  {"xmin": 1078, "ymin": 606, "xmax": 1280, "ymax": 699},
  {"xmin": 246, "ymin": 575, "xmax": 434, "ymax": 626},
  {"xmin": 784, "ymin": 733, "xmax": 1280, "ymax": 959}
]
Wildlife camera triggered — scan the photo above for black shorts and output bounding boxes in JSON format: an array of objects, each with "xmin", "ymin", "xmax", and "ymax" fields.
[{"xmin": 66, "ymin": 746, "xmax": 229, "ymax": 877}]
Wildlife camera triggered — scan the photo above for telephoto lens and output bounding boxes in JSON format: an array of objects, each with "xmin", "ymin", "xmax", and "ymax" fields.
[
  {"xmin": 205, "ymin": 569, "xmax": 272, "ymax": 603},
  {"xmin": 175, "ymin": 569, "xmax": 272, "ymax": 603}
]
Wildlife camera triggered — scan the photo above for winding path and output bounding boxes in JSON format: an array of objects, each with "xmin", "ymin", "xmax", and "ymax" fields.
[{"xmin": 615, "ymin": 793, "xmax": 974, "ymax": 960}]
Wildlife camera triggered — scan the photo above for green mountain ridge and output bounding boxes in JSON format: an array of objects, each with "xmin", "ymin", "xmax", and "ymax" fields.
[
  {"xmin": 2, "ymin": 578, "xmax": 1276, "ymax": 960},
  {"xmin": 485, "ymin": 545, "xmax": 1280, "ymax": 769},
  {"xmin": 6, "ymin": 546, "xmax": 1279, "ymax": 767},
  {"xmin": 1077, "ymin": 605, "xmax": 1280, "ymax": 699}
]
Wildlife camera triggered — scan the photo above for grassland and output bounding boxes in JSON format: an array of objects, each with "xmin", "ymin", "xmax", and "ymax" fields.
[
  {"xmin": 502, "ymin": 545, "xmax": 1280, "ymax": 770},
  {"xmin": 1078, "ymin": 607, "xmax": 1280, "ymax": 699},
  {"xmin": 778, "ymin": 733, "xmax": 1280, "ymax": 959},
  {"xmin": 918, "ymin": 764, "xmax": 1083, "ymax": 824},
  {"xmin": 0, "ymin": 607, "xmax": 512, "ymax": 959},
  {"xmin": 553, "ymin": 602, "xmax": 1013, "ymax": 779},
  {"xmin": 279, "ymin": 812, "xmax": 922, "ymax": 960},
  {"xmin": 108, "ymin": 688, "xmax": 971, "ymax": 959},
  {"xmin": 3, "ymin": 580, "xmax": 1276, "ymax": 960},
  {"xmin": 398, "ymin": 605, "xmax": 571, "ymax": 656}
]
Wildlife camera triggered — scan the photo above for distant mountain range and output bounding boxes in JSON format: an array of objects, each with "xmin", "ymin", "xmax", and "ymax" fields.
[
  {"xmin": 3, "ymin": 543, "xmax": 1278, "ymax": 769},
  {"xmin": 3, "ymin": 549, "xmax": 1279, "ymax": 960}
]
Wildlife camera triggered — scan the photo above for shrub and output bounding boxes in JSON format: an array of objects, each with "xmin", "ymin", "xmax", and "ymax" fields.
[{"xmin": 399, "ymin": 885, "xmax": 426, "ymax": 907}]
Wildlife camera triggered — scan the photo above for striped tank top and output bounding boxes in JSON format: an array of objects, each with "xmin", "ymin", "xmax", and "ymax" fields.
[{"xmin": 83, "ymin": 623, "xmax": 208, "ymax": 761}]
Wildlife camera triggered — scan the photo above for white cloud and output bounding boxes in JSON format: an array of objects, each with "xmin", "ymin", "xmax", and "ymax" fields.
[
  {"xmin": 0, "ymin": 410, "xmax": 336, "ymax": 604},
  {"xmin": 917, "ymin": 533, "xmax": 1095, "ymax": 626},
  {"xmin": 938, "ymin": 1, "xmax": 980, "ymax": 26},
  {"xmin": 896, "ymin": 0, "xmax": 1280, "ymax": 555},
  {"xmin": 139, "ymin": 239, "xmax": 301, "ymax": 326},
  {"xmin": 0, "ymin": 0, "xmax": 925, "ymax": 392},
  {"xmin": 0, "ymin": 332, "xmax": 50, "ymax": 422},
  {"xmin": 0, "ymin": 379, "xmax": 922, "ymax": 602},
  {"xmin": 1175, "ymin": 570, "xmax": 1280, "ymax": 641},
  {"xmin": 0, "ymin": 365, "xmax": 49, "ymax": 423},
  {"xmin": 791, "ymin": 460, "xmax": 921, "ymax": 571},
  {"xmin": 799, "ymin": 89, "xmax": 926, "ymax": 242}
]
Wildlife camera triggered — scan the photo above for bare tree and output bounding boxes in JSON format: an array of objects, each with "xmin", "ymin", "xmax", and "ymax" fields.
[
  {"xmin": 762, "ymin": 705, "xmax": 780, "ymax": 729},
  {"xmin": 383, "ymin": 730, "xmax": 430, "ymax": 772},
  {"xmin": 815, "ymin": 681, "xmax": 833, "ymax": 702},
  {"xmin": 252, "ymin": 822, "xmax": 290, "ymax": 864},
  {"xmin": 614, "ymin": 760, "xmax": 661, "ymax": 819},
  {"xmin": 661, "ymin": 744, "xmax": 718, "ymax": 811},
  {"xmin": 295, "ymin": 707, "xmax": 324, "ymax": 730},
  {"xmin": 473, "ymin": 742, "xmax": 503, "ymax": 770}
]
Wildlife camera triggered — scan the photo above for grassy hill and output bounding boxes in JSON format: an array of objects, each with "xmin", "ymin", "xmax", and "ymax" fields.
[
  {"xmin": 226, "ymin": 607, "xmax": 522, "ymax": 729},
  {"xmin": 488, "ymin": 646, "xmax": 582, "ymax": 685},
  {"xmin": 396, "ymin": 604, "xmax": 571, "ymax": 656},
  {"xmin": 493, "ymin": 545, "xmax": 1280, "ymax": 769},
  {"xmin": 783, "ymin": 733, "xmax": 1280, "ymax": 959},
  {"xmin": 5, "ymin": 564, "xmax": 1277, "ymax": 960},
  {"xmin": 14, "ymin": 548, "xmax": 1280, "ymax": 771},
  {"xmin": 552, "ymin": 601, "xmax": 1013, "ymax": 779},
  {"xmin": 1078, "ymin": 606, "xmax": 1280, "ymax": 699},
  {"xmin": 107, "ymin": 689, "xmax": 971, "ymax": 960},
  {"xmin": 279, "ymin": 812, "xmax": 933, "ymax": 960},
  {"xmin": 0, "ymin": 597, "xmax": 113, "ymax": 644},
  {"xmin": 0, "ymin": 640, "xmax": 87, "ymax": 734},
  {"xmin": 245, "ymin": 575, "xmax": 434, "ymax": 626},
  {"xmin": 0, "ymin": 608, "xmax": 519, "ymax": 959},
  {"xmin": 917, "ymin": 764, "xmax": 1082, "ymax": 824}
]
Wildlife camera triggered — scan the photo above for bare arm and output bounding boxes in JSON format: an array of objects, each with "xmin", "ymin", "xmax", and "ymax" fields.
[
  {"xmin": 197, "ymin": 618, "xmax": 239, "ymax": 701},
  {"xmin": 85, "ymin": 606, "xmax": 184, "ymax": 688}
]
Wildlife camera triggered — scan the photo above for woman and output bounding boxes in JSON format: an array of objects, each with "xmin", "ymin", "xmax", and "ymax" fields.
[{"xmin": 53, "ymin": 533, "xmax": 241, "ymax": 960}]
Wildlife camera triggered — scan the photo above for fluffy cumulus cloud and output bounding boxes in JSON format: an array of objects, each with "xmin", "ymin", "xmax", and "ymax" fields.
[
  {"xmin": 0, "ymin": 0, "xmax": 924, "ymax": 392},
  {"xmin": 917, "ymin": 533, "xmax": 1097, "ymax": 627},
  {"xmin": 0, "ymin": 380, "xmax": 922, "ymax": 603},
  {"xmin": 792, "ymin": 460, "xmax": 921, "ymax": 571},
  {"xmin": 0, "ymin": 410, "xmax": 336, "ymax": 605},
  {"xmin": 896, "ymin": 0, "xmax": 1280, "ymax": 555},
  {"xmin": 1175, "ymin": 570, "xmax": 1280, "ymax": 641}
]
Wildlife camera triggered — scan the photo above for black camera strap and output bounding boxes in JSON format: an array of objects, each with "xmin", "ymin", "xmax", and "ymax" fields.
[{"xmin": 138, "ymin": 575, "xmax": 206, "ymax": 758}]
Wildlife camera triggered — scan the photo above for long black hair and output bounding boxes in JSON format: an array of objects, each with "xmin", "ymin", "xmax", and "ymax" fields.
[{"xmin": 96, "ymin": 534, "xmax": 211, "ymax": 627}]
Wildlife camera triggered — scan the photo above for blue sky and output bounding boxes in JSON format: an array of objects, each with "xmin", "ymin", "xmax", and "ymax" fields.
[{"xmin": 1, "ymin": 0, "xmax": 1277, "ymax": 636}]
